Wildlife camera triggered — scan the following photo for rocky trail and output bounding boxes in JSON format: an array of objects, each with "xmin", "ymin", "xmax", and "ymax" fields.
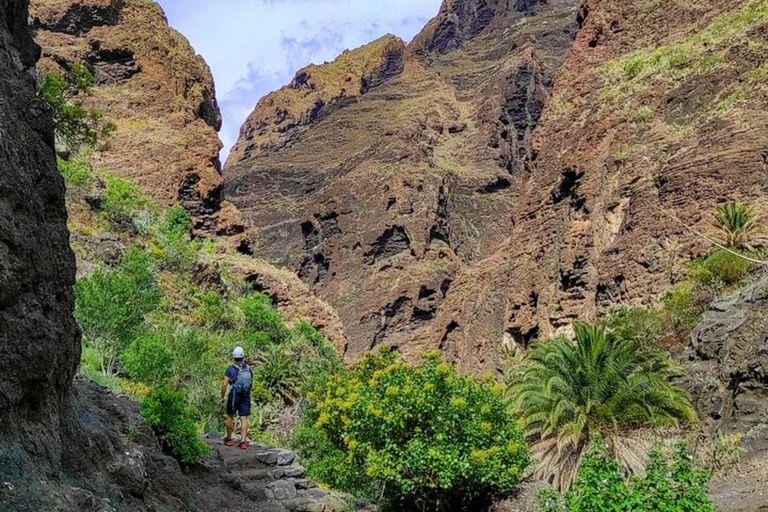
[{"xmin": 202, "ymin": 436, "xmax": 375, "ymax": 512}]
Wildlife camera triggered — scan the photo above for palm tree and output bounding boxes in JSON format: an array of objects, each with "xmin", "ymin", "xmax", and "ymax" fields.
[
  {"xmin": 506, "ymin": 323, "xmax": 695, "ymax": 491},
  {"xmin": 712, "ymin": 201, "xmax": 762, "ymax": 251}
]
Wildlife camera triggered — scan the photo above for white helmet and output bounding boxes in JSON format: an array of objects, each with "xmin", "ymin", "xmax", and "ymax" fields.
[{"xmin": 233, "ymin": 346, "xmax": 245, "ymax": 359}]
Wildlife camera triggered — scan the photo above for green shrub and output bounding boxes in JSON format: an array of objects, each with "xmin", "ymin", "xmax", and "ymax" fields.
[
  {"xmin": 660, "ymin": 282, "xmax": 705, "ymax": 334},
  {"xmin": 293, "ymin": 349, "xmax": 528, "ymax": 511},
  {"xmin": 160, "ymin": 205, "xmax": 192, "ymax": 236},
  {"xmin": 155, "ymin": 206, "xmax": 204, "ymax": 272},
  {"xmin": 57, "ymin": 155, "xmax": 94, "ymax": 191},
  {"xmin": 101, "ymin": 174, "xmax": 155, "ymax": 233},
  {"xmin": 141, "ymin": 386, "xmax": 209, "ymax": 463},
  {"xmin": 689, "ymin": 249, "xmax": 753, "ymax": 287},
  {"xmin": 540, "ymin": 439, "xmax": 714, "ymax": 512},
  {"xmin": 75, "ymin": 248, "xmax": 161, "ymax": 375},
  {"xmin": 121, "ymin": 333, "xmax": 174, "ymax": 385},
  {"xmin": 195, "ymin": 291, "xmax": 239, "ymax": 331},
  {"xmin": 293, "ymin": 320, "xmax": 338, "ymax": 361},
  {"xmin": 606, "ymin": 305, "xmax": 667, "ymax": 348},
  {"xmin": 240, "ymin": 293, "xmax": 290, "ymax": 343}
]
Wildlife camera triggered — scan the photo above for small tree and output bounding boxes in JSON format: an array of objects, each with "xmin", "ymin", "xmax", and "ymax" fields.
[
  {"xmin": 75, "ymin": 248, "xmax": 161, "ymax": 375},
  {"xmin": 507, "ymin": 323, "xmax": 695, "ymax": 490},
  {"xmin": 38, "ymin": 63, "xmax": 115, "ymax": 155},
  {"xmin": 712, "ymin": 201, "xmax": 762, "ymax": 251}
]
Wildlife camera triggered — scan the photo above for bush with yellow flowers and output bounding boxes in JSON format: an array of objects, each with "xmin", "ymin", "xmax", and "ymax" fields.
[{"xmin": 292, "ymin": 348, "xmax": 528, "ymax": 511}]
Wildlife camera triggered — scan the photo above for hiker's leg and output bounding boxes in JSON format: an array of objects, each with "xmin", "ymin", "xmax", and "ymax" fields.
[
  {"xmin": 240, "ymin": 416, "xmax": 248, "ymax": 444},
  {"xmin": 225, "ymin": 415, "xmax": 234, "ymax": 439}
]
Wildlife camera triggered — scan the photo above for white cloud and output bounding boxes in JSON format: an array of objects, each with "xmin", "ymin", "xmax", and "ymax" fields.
[{"xmin": 155, "ymin": 0, "xmax": 442, "ymax": 163}]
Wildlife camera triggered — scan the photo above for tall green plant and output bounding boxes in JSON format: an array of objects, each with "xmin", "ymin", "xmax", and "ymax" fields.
[{"xmin": 507, "ymin": 323, "xmax": 695, "ymax": 490}]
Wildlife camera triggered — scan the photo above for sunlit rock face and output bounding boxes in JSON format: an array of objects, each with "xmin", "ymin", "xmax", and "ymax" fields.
[{"xmin": 31, "ymin": 0, "xmax": 244, "ymax": 237}]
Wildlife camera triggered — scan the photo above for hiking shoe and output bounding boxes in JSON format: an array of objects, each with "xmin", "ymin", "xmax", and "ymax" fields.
[
  {"xmin": 238, "ymin": 442, "xmax": 247, "ymax": 450},
  {"xmin": 224, "ymin": 438, "xmax": 234, "ymax": 447}
]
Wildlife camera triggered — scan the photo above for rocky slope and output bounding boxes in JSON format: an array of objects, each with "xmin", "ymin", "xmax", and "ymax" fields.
[
  {"xmin": 30, "ymin": 0, "xmax": 243, "ymax": 236},
  {"xmin": 426, "ymin": 0, "xmax": 768, "ymax": 372},
  {"xmin": 226, "ymin": 0, "xmax": 581, "ymax": 363},
  {"xmin": 227, "ymin": 0, "xmax": 768, "ymax": 371}
]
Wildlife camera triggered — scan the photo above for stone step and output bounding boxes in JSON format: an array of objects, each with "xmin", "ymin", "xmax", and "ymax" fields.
[{"xmin": 254, "ymin": 448, "xmax": 297, "ymax": 466}]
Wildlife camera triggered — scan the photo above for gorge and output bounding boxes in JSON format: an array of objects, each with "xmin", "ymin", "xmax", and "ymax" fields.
[{"xmin": 1, "ymin": 0, "xmax": 768, "ymax": 510}]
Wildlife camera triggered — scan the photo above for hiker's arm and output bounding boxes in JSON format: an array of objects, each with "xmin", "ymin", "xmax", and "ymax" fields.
[{"xmin": 220, "ymin": 377, "xmax": 229, "ymax": 404}]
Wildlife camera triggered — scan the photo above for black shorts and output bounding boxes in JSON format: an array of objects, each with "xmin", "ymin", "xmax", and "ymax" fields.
[{"xmin": 226, "ymin": 391, "xmax": 251, "ymax": 417}]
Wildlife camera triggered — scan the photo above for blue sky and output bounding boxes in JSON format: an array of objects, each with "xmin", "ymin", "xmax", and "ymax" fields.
[{"xmin": 156, "ymin": 0, "xmax": 443, "ymax": 163}]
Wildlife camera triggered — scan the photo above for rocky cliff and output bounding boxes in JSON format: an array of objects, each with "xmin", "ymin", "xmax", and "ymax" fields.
[
  {"xmin": 30, "ymin": 0, "xmax": 243, "ymax": 236},
  {"xmin": 427, "ymin": 0, "xmax": 768, "ymax": 372},
  {"xmin": 226, "ymin": 0, "xmax": 580, "ymax": 363},
  {"xmin": 227, "ymin": 0, "xmax": 768, "ymax": 371},
  {"xmin": 0, "ymin": 0, "xmax": 79, "ymax": 474}
]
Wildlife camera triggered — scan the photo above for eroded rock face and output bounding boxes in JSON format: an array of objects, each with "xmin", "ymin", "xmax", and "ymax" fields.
[
  {"xmin": 226, "ymin": 0, "xmax": 580, "ymax": 362},
  {"xmin": 31, "ymin": 0, "xmax": 243, "ymax": 236},
  {"xmin": 411, "ymin": 0, "xmax": 547, "ymax": 54},
  {"xmin": 0, "ymin": 0, "xmax": 79, "ymax": 471}
]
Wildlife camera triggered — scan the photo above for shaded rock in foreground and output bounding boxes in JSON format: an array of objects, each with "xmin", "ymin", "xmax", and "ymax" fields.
[{"xmin": 0, "ymin": 0, "xmax": 79, "ymax": 478}]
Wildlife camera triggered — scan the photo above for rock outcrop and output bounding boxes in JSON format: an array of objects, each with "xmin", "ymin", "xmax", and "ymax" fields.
[
  {"xmin": 225, "ymin": 0, "xmax": 580, "ymax": 363},
  {"xmin": 685, "ymin": 272, "xmax": 768, "ymax": 450},
  {"xmin": 682, "ymin": 271, "xmax": 768, "ymax": 511},
  {"xmin": 0, "ymin": 0, "xmax": 80, "ymax": 474},
  {"xmin": 227, "ymin": 34, "xmax": 407, "ymax": 165},
  {"xmin": 31, "ymin": 0, "xmax": 243, "ymax": 236}
]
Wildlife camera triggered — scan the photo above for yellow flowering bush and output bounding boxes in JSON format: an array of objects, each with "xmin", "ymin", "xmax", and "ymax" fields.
[{"xmin": 292, "ymin": 348, "xmax": 529, "ymax": 511}]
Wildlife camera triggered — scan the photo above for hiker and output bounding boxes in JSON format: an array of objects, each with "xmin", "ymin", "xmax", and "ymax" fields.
[{"xmin": 220, "ymin": 346, "xmax": 253, "ymax": 449}]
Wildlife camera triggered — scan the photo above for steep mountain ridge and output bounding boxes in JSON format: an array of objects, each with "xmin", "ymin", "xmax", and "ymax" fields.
[
  {"xmin": 226, "ymin": 0, "xmax": 581, "ymax": 362},
  {"xmin": 31, "ymin": 0, "xmax": 243, "ymax": 236}
]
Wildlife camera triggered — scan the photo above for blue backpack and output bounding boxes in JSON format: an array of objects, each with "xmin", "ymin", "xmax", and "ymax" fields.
[{"xmin": 232, "ymin": 363, "xmax": 253, "ymax": 394}]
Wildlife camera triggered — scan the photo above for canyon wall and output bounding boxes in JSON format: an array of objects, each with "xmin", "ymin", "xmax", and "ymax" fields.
[{"xmin": 226, "ymin": 0, "xmax": 581, "ymax": 364}]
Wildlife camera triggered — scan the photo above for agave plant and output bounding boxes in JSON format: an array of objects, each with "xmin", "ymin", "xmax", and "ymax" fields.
[
  {"xmin": 506, "ymin": 323, "xmax": 695, "ymax": 491},
  {"xmin": 712, "ymin": 201, "xmax": 762, "ymax": 251}
]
